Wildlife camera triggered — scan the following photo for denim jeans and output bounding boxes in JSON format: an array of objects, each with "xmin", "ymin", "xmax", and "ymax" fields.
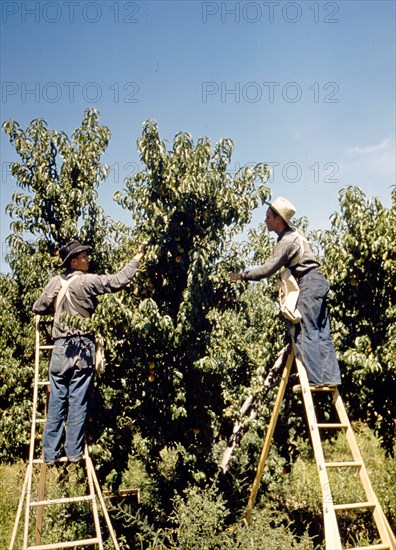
[
  {"xmin": 43, "ymin": 336, "xmax": 95, "ymax": 462},
  {"xmin": 293, "ymin": 269, "xmax": 341, "ymax": 386}
]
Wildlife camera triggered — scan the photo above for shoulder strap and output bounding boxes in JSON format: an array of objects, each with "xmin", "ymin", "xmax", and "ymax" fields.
[
  {"xmin": 289, "ymin": 230, "xmax": 308, "ymax": 267},
  {"xmin": 55, "ymin": 274, "xmax": 80, "ymax": 312},
  {"xmin": 65, "ymin": 287, "xmax": 90, "ymax": 318},
  {"xmin": 54, "ymin": 274, "xmax": 90, "ymax": 319}
]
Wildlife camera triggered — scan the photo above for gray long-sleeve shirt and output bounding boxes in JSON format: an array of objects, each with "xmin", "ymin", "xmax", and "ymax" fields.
[
  {"xmin": 32, "ymin": 259, "xmax": 140, "ymax": 339},
  {"xmin": 243, "ymin": 227, "xmax": 320, "ymax": 281}
]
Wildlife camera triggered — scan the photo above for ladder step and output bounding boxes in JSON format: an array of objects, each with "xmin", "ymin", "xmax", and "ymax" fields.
[
  {"xmin": 310, "ymin": 385, "xmax": 339, "ymax": 392},
  {"xmin": 38, "ymin": 345, "xmax": 54, "ymax": 350},
  {"xmin": 316, "ymin": 423, "xmax": 348, "ymax": 429},
  {"xmin": 32, "ymin": 456, "xmax": 86, "ymax": 464},
  {"xmin": 292, "ymin": 384, "xmax": 338, "ymax": 393},
  {"xmin": 325, "ymin": 461, "xmax": 362, "ymax": 468},
  {"xmin": 38, "ymin": 381, "xmax": 50, "ymax": 386},
  {"xmin": 36, "ymin": 419, "xmax": 47, "ymax": 424},
  {"xmin": 30, "ymin": 495, "xmax": 93, "ymax": 506},
  {"xmin": 348, "ymin": 545, "xmax": 390, "ymax": 550},
  {"xmin": 334, "ymin": 501, "xmax": 376, "ymax": 511},
  {"xmin": 27, "ymin": 537, "xmax": 100, "ymax": 549},
  {"xmin": 33, "ymin": 457, "xmax": 69, "ymax": 464}
]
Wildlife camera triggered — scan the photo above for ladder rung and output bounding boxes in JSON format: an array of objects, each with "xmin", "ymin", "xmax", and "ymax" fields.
[
  {"xmin": 348, "ymin": 545, "xmax": 390, "ymax": 550},
  {"xmin": 39, "ymin": 345, "xmax": 54, "ymax": 350},
  {"xmin": 27, "ymin": 537, "xmax": 100, "ymax": 549},
  {"xmin": 30, "ymin": 495, "xmax": 93, "ymax": 506},
  {"xmin": 32, "ymin": 457, "xmax": 69, "ymax": 464},
  {"xmin": 310, "ymin": 385, "xmax": 338, "ymax": 392},
  {"xmin": 292, "ymin": 384, "xmax": 338, "ymax": 393},
  {"xmin": 101, "ymin": 488, "xmax": 141, "ymax": 508},
  {"xmin": 38, "ymin": 381, "xmax": 50, "ymax": 386},
  {"xmin": 334, "ymin": 501, "xmax": 376, "ymax": 511},
  {"xmin": 36, "ymin": 419, "xmax": 47, "ymax": 424},
  {"xmin": 317, "ymin": 423, "xmax": 348, "ymax": 429},
  {"xmin": 325, "ymin": 461, "xmax": 362, "ymax": 468},
  {"xmin": 32, "ymin": 456, "xmax": 86, "ymax": 464}
]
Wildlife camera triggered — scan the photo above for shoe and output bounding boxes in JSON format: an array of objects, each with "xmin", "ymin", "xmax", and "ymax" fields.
[
  {"xmin": 292, "ymin": 383, "xmax": 318, "ymax": 392},
  {"xmin": 292, "ymin": 383, "xmax": 339, "ymax": 393},
  {"xmin": 67, "ymin": 454, "xmax": 83, "ymax": 464},
  {"xmin": 44, "ymin": 457, "xmax": 61, "ymax": 466}
]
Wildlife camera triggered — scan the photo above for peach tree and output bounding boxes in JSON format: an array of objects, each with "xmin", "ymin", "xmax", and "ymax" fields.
[
  {"xmin": 315, "ymin": 186, "xmax": 396, "ymax": 454},
  {"xmin": 1, "ymin": 112, "xmax": 275, "ymax": 516},
  {"xmin": 2, "ymin": 108, "xmax": 395, "ymax": 543},
  {"xmin": 0, "ymin": 108, "xmax": 121, "ymax": 460},
  {"xmin": 90, "ymin": 121, "xmax": 272, "ymax": 501}
]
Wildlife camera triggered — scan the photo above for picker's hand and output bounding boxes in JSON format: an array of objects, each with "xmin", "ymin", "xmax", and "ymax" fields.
[
  {"xmin": 138, "ymin": 241, "xmax": 148, "ymax": 255},
  {"xmin": 134, "ymin": 241, "xmax": 148, "ymax": 261},
  {"xmin": 229, "ymin": 272, "xmax": 244, "ymax": 282}
]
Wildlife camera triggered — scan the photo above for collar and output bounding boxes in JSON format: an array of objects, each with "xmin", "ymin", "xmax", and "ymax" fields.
[
  {"xmin": 64, "ymin": 269, "xmax": 85, "ymax": 279},
  {"xmin": 277, "ymin": 226, "xmax": 293, "ymax": 242}
]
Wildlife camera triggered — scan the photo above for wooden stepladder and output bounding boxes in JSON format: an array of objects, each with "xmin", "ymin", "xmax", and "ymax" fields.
[
  {"xmin": 9, "ymin": 316, "xmax": 120, "ymax": 550},
  {"xmin": 244, "ymin": 345, "xmax": 396, "ymax": 550}
]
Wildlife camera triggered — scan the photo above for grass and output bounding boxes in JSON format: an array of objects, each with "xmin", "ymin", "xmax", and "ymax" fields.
[
  {"xmin": 1, "ymin": 460, "xmax": 111, "ymax": 549},
  {"xmin": 0, "ymin": 461, "xmax": 25, "ymax": 549},
  {"xmin": 272, "ymin": 422, "xmax": 396, "ymax": 548},
  {"xmin": 1, "ymin": 423, "xmax": 395, "ymax": 549}
]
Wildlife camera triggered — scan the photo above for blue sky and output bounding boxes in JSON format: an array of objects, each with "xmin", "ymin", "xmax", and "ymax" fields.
[{"xmin": 1, "ymin": 0, "xmax": 395, "ymax": 271}]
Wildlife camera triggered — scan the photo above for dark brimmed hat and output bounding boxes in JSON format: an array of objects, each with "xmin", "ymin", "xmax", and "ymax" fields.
[{"xmin": 59, "ymin": 240, "xmax": 92, "ymax": 267}]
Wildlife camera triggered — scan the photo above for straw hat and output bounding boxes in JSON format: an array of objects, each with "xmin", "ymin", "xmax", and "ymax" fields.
[{"xmin": 266, "ymin": 197, "xmax": 296, "ymax": 226}]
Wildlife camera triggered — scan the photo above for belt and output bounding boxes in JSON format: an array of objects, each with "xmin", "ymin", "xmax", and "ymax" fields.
[
  {"xmin": 55, "ymin": 334, "xmax": 94, "ymax": 342},
  {"xmin": 296, "ymin": 267, "xmax": 321, "ymax": 281}
]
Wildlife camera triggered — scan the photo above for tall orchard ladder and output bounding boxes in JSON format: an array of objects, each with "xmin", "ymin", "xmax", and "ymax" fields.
[
  {"xmin": 9, "ymin": 315, "xmax": 120, "ymax": 550},
  {"xmin": 244, "ymin": 345, "xmax": 396, "ymax": 550}
]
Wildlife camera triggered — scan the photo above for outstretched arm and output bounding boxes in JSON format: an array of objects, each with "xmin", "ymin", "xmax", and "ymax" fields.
[{"xmin": 83, "ymin": 241, "xmax": 148, "ymax": 295}]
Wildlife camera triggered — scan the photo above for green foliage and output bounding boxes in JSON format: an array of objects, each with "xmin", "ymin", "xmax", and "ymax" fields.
[
  {"xmin": 2, "ymin": 108, "xmax": 124, "ymax": 315},
  {"xmin": 3, "ymin": 108, "xmax": 110, "ymax": 248},
  {"xmin": 0, "ymin": 461, "xmax": 119, "ymax": 549},
  {"xmin": 3, "ymin": 424, "xmax": 394, "ymax": 549},
  {"xmin": 90, "ymin": 121, "xmax": 272, "ymax": 497},
  {"xmin": 230, "ymin": 508, "xmax": 315, "ymax": 550},
  {"xmin": 1, "ymin": 110, "xmax": 395, "ymax": 547},
  {"xmin": 0, "ymin": 462, "xmax": 26, "ymax": 548},
  {"xmin": 315, "ymin": 186, "xmax": 396, "ymax": 452},
  {"xmin": 117, "ymin": 481, "xmax": 315, "ymax": 549},
  {"xmin": 169, "ymin": 484, "xmax": 230, "ymax": 548},
  {"xmin": 0, "ymin": 275, "xmax": 33, "ymax": 460},
  {"xmin": 0, "ymin": 109, "xmax": 123, "ymax": 461},
  {"xmin": 276, "ymin": 424, "xmax": 396, "ymax": 547}
]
